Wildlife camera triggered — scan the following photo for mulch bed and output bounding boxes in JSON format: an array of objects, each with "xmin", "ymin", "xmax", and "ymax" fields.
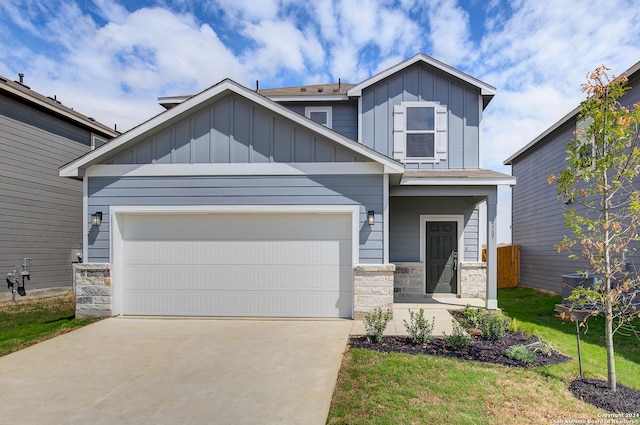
[
  {"xmin": 569, "ymin": 378, "xmax": 640, "ymax": 413},
  {"xmin": 349, "ymin": 331, "xmax": 571, "ymax": 367}
]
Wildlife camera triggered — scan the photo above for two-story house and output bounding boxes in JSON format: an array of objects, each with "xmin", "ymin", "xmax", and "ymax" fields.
[
  {"xmin": 60, "ymin": 53, "xmax": 515, "ymax": 318},
  {"xmin": 505, "ymin": 60, "xmax": 640, "ymax": 294},
  {"xmin": 0, "ymin": 74, "xmax": 118, "ymax": 298}
]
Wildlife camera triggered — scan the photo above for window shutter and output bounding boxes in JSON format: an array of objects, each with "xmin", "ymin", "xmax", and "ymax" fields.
[
  {"xmin": 435, "ymin": 104, "xmax": 448, "ymax": 161},
  {"xmin": 393, "ymin": 105, "xmax": 405, "ymax": 159}
]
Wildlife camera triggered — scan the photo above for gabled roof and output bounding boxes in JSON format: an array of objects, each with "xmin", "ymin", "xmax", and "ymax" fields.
[
  {"xmin": 504, "ymin": 59, "xmax": 640, "ymax": 165},
  {"xmin": 0, "ymin": 74, "xmax": 119, "ymax": 138},
  {"xmin": 60, "ymin": 79, "xmax": 404, "ymax": 178},
  {"xmin": 347, "ymin": 53, "xmax": 496, "ymax": 107}
]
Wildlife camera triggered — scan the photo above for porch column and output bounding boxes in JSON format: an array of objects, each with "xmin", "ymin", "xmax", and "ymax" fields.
[{"xmin": 486, "ymin": 189, "xmax": 498, "ymax": 309}]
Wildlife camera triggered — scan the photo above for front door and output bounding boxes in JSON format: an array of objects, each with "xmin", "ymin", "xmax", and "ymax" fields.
[{"xmin": 426, "ymin": 222, "xmax": 458, "ymax": 294}]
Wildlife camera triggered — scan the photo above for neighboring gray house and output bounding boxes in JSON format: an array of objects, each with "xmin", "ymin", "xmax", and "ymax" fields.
[
  {"xmin": 0, "ymin": 75, "xmax": 118, "ymax": 296},
  {"xmin": 61, "ymin": 53, "xmax": 515, "ymax": 318},
  {"xmin": 505, "ymin": 60, "xmax": 640, "ymax": 294}
]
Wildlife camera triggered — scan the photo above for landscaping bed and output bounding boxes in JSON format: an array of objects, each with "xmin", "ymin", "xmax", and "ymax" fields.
[
  {"xmin": 354, "ymin": 303, "xmax": 640, "ymax": 414},
  {"xmin": 349, "ymin": 331, "xmax": 571, "ymax": 367}
]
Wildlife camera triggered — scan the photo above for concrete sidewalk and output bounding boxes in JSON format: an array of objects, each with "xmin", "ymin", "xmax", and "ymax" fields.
[{"xmin": 351, "ymin": 298, "xmax": 485, "ymax": 336}]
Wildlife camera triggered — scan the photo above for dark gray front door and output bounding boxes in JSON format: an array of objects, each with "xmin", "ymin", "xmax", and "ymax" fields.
[{"xmin": 426, "ymin": 222, "xmax": 458, "ymax": 294}]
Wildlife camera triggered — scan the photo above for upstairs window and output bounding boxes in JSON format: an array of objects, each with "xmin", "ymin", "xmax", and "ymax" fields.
[
  {"xmin": 406, "ymin": 106, "xmax": 436, "ymax": 158},
  {"xmin": 393, "ymin": 101, "xmax": 447, "ymax": 163},
  {"xmin": 91, "ymin": 134, "xmax": 108, "ymax": 150},
  {"xmin": 305, "ymin": 106, "xmax": 332, "ymax": 128}
]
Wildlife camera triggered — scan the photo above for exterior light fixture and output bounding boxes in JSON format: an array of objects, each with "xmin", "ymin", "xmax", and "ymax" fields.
[
  {"xmin": 367, "ymin": 210, "xmax": 375, "ymax": 225},
  {"xmin": 91, "ymin": 211, "xmax": 103, "ymax": 226}
]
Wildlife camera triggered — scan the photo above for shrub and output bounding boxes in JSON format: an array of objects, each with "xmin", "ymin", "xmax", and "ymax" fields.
[
  {"xmin": 505, "ymin": 344, "xmax": 536, "ymax": 364},
  {"xmin": 445, "ymin": 320, "xmax": 471, "ymax": 350},
  {"xmin": 461, "ymin": 305, "xmax": 483, "ymax": 328},
  {"xmin": 479, "ymin": 313, "xmax": 509, "ymax": 341},
  {"xmin": 363, "ymin": 308, "xmax": 392, "ymax": 343},
  {"xmin": 526, "ymin": 340, "xmax": 554, "ymax": 357},
  {"xmin": 403, "ymin": 309, "xmax": 435, "ymax": 344},
  {"xmin": 508, "ymin": 317, "xmax": 520, "ymax": 333}
]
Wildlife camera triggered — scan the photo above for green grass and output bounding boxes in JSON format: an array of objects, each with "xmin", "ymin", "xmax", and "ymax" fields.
[
  {"xmin": 499, "ymin": 286, "xmax": 640, "ymax": 389},
  {"xmin": 0, "ymin": 293, "xmax": 100, "ymax": 356},
  {"xmin": 327, "ymin": 287, "xmax": 640, "ymax": 424}
]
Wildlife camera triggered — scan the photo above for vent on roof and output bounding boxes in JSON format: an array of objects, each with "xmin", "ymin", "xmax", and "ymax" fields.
[
  {"xmin": 14, "ymin": 73, "xmax": 30, "ymax": 89},
  {"xmin": 88, "ymin": 117, "xmax": 96, "ymax": 122},
  {"xmin": 300, "ymin": 87, "xmax": 307, "ymax": 92},
  {"xmin": 47, "ymin": 95, "xmax": 62, "ymax": 104},
  {"xmin": 317, "ymin": 87, "xmax": 323, "ymax": 92},
  {"xmin": 0, "ymin": 76, "xmax": 7, "ymax": 83}
]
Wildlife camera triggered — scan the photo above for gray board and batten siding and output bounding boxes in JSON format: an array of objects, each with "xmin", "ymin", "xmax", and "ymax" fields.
[
  {"xmin": 389, "ymin": 197, "xmax": 480, "ymax": 263},
  {"xmin": 0, "ymin": 94, "xmax": 90, "ymax": 291},
  {"xmin": 87, "ymin": 175, "xmax": 384, "ymax": 264},
  {"xmin": 282, "ymin": 102, "xmax": 358, "ymax": 141},
  {"xmin": 104, "ymin": 94, "xmax": 367, "ymax": 165},
  {"xmin": 510, "ymin": 73, "xmax": 640, "ymax": 293},
  {"xmin": 360, "ymin": 62, "xmax": 481, "ymax": 168}
]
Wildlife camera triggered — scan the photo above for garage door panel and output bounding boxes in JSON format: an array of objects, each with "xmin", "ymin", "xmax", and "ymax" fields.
[
  {"xmin": 124, "ymin": 290, "xmax": 353, "ymax": 317},
  {"xmin": 125, "ymin": 240, "xmax": 351, "ymax": 265},
  {"xmin": 125, "ymin": 265, "xmax": 352, "ymax": 291},
  {"xmin": 120, "ymin": 212, "xmax": 353, "ymax": 317}
]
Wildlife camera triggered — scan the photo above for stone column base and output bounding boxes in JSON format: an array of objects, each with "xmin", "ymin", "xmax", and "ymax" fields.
[
  {"xmin": 74, "ymin": 263, "xmax": 113, "ymax": 318},
  {"xmin": 460, "ymin": 262, "xmax": 487, "ymax": 299},
  {"xmin": 353, "ymin": 264, "xmax": 395, "ymax": 319}
]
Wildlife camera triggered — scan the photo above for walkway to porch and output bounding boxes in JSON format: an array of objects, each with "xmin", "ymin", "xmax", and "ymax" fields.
[{"xmin": 351, "ymin": 297, "xmax": 485, "ymax": 337}]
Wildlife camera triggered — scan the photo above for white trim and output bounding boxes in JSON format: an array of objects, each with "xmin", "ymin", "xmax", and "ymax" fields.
[
  {"xmin": 59, "ymin": 79, "xmax": 404, "ymax": 177},
  {"xmin": 304, "ymin": 106, "xmax": 333, "ymax": 128},
  {"xmin": 109, "ymin": 205, "xmax": 360, "ymax": 317},
  {"xmin": 420, "ymin": 214, "xmax": 464, "ymax": 296},
  {"xmin": 478, "ymin": 202, "xmax": 486, "ymax": 262},
  {"xmin": 348, "ymin": 53, "xmax": 496, "ymax": 98},
  {"xmin": 400, "ymin": 176, "xmax": 517, "ymax": 186},
  {"xmin": 84, "ymin": 162, "xmax": 385, "ymax": 178},
  {"xmin": 383, "ymin": 174, "xmax": 389, "ymax": 264},
  {"xmin": 478, "ymin": 96, "xmax": 483, "ymax": 167},
  {"xmin": 357, "ymin": 97, "xmax": 363, "ymax": 143},
  {"xmin": 82, "ymin": 178, "xmax": 88, "ymax": 263}
]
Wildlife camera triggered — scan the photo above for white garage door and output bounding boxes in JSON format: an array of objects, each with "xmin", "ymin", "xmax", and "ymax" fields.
[{"xmin": 119, "ymin": 212, "xmax": 353, "ymax": 318}]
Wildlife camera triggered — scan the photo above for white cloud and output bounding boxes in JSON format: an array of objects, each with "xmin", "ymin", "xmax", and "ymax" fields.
[{"xmin": 426, "ymin": 0, "xmax": 477, "ymax": 66}]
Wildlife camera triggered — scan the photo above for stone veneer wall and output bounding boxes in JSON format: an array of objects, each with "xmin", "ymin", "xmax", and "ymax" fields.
[
  {"xmin": 353, "ymin": 264, "xmax": 395, "ymax": 319},
  {"xmin": 393, "ymin": 262, "xmax": 424, "ymax": 296},
  {"xmin": 74, "ymin": 263, "xmax": 112, "ymax": 318},
  {"xmin": 393, "ymin": 261, "xmax": 487, "ymax": 299},
  {"xmin": 460, "ymin": 262, "xmax": 487, "ymax": 298}
]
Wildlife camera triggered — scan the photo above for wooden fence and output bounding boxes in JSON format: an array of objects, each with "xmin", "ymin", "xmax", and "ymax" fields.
[{"xmin": 482, "ymin": 245, "xmax": 520, "ymax": 288}]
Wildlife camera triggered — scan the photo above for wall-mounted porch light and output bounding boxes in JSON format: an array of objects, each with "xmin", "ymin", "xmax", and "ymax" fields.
[
  {"xmin": 91, "ymin": 211, "xmax": 103, "ymax": 226},
  {"xmin": 367, "ymin": 210, "xmax": 375, "ymax": 225}
]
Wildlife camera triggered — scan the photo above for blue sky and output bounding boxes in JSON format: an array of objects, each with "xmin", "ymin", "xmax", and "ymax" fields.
[{"xmin": 1, "ymin": 0, "xmax": 640, "ymax": 242}]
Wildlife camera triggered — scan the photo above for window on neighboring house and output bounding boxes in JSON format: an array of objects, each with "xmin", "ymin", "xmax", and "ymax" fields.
[
  {"xmin": 305, "ymin": 106, "xmax": 332, "ymax": 128},
  {"xmin": 394, "ymin": 101, "xmax": 447, "ymax": 162},
  {"xmin": 91, "ymin": 134, "xmax": 108, "ymax": 150}
]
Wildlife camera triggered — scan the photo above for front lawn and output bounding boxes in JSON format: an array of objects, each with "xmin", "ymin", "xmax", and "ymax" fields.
[
  {"xmin": 0, "ymin": 293, "xmax": 100, "ymax": 356},
  {"xmin": 327, "ymin": 287, "xmax": 640, "ymax": 424}
]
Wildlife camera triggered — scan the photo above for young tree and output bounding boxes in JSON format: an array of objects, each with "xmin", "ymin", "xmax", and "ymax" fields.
[{"xmin": 549, "ymin": 65, "xmax": 640, "ymax": 391}]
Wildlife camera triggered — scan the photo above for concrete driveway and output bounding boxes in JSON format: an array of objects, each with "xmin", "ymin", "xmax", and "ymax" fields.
[{"xmin": 0, "ymin": 318, "xmax": 352, "ymax": 425}]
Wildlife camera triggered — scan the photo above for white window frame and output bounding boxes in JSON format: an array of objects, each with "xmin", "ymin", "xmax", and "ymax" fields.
[
  {"xmin": 305, "ymin": 106, "xmax": 332, "ymax": 128},
  {"xmin": 404, "ymin": 105, "xmax": 436, "ymax": 160},
  {"xmin": 393, "ymin": 101, "xmax": 447, "ymax": 163},
  {"xmin": 91, "ymin": 133, "xmax": 108, "ymax": 150}
]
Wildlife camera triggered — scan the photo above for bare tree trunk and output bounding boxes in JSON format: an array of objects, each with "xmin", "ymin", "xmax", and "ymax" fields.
[{"xmin": 605, "ymin": 294, "xmax": 617, "ymax": 391}]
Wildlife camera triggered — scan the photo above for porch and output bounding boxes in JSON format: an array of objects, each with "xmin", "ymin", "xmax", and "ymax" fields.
[{"xmin": 350, "ymin": 297, "xmax": 485, "ymax": 337}]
